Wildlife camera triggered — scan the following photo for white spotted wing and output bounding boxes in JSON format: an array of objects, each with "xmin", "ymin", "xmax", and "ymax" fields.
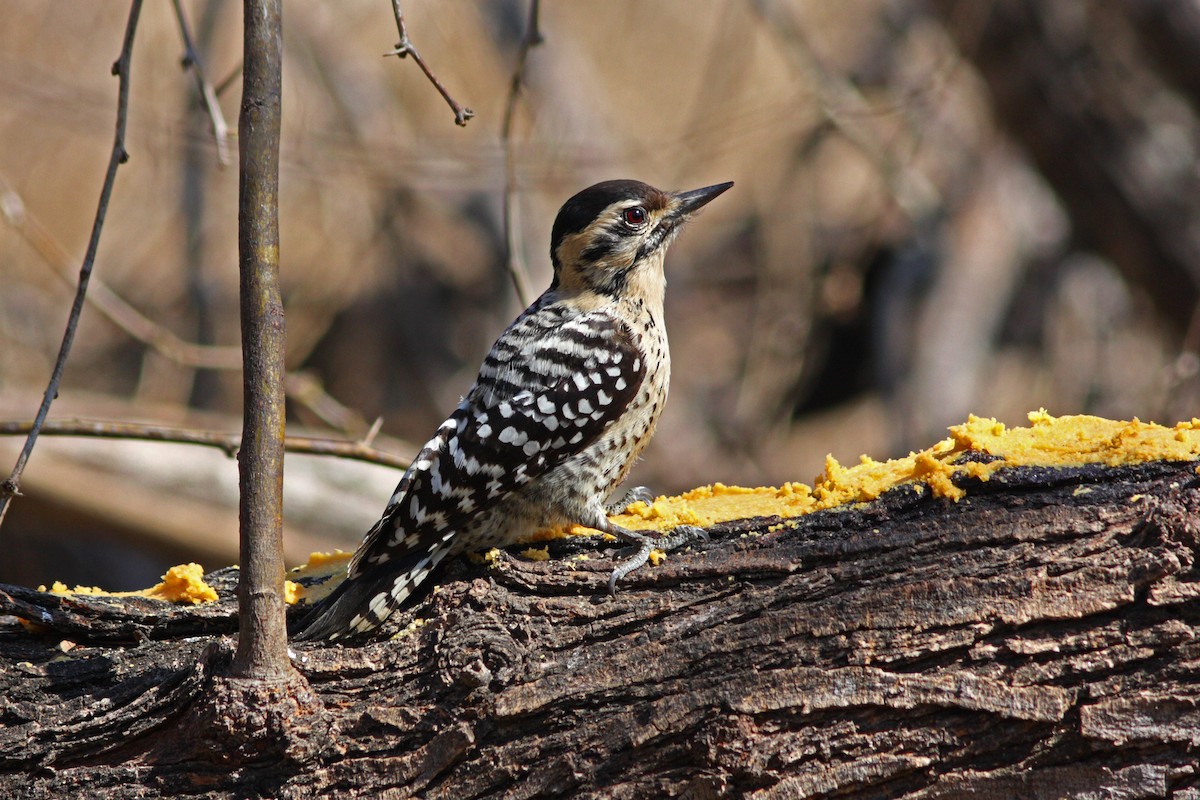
[{"xmin": 347, "ymin": 307, "xmax": 646, "ymax": 579}]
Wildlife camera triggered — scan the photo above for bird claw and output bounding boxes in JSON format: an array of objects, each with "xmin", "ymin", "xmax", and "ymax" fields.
[
  {"xmin": 605, "ymin": 485, "xmax": 657, "ymax": 516},
  {"xmin": 606, "ymin": 524, "xmax": 708, "ymax": 596},
  {"xmin": 663, "ymin": 525, "xmax": 708, "ymax": 547}
]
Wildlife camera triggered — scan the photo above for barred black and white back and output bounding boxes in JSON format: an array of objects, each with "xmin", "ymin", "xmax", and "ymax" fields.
[
  {"xmin": 295, "ymin": 301, "xmax": 647, "ymax": 639},
  {"xmin": 293, "ymin": 179, "xmax": 732, "ymax": 642}
]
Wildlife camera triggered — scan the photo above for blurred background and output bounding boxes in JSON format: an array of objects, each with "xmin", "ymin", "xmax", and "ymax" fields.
[{"xmin": 2, "ymin": 1, "xmax": 1199, "ymax": 589}]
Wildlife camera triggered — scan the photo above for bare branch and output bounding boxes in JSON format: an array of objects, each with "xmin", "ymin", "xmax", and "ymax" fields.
[
  {"xmin": 386, "ymin": 0, "xmax": 475, "ymax": 127},
  {"xmin": 214, "ymin": 60, "xmax": 244, "ymax": 98},
  {"xmin": 285, "ymin": 371, "xmax": 373, "ymax": 436},
  {"xmin": 0, "ymin": 0, "xmax": 144, "ymax": 530},
  {"xmin": 362, "ymin": 415, "xmax": 385, "ymax": 447},
  {"xmin": 0, "ymin": 419, "xmax": 412, "ymax": 471},
  {"xmin": 171, "ymin": 0, "xmax": 232, "ymax": 166},
  {"xmin": 234, "ymin": 0, "xmax": 290, "ymax": 680},
  {"xmin": 500, "ymin": 0, "xmax": 543, "ymax": 307}
]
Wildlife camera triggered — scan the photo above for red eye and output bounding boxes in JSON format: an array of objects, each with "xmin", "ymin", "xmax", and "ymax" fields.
[{"xmin": 623, "ymin": 206, "xmax": 647, "ymax": 226}]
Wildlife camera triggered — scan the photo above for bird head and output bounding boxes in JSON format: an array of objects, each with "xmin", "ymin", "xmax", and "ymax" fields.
[{"xmin": 549, "ymin": 179, "xmax": 733, "ymax": 299}]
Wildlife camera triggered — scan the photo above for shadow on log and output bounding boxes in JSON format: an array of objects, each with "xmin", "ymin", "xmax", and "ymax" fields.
[{"xmin": 2, "ymin": 460, "xmax": 1199, "ymax": 797}]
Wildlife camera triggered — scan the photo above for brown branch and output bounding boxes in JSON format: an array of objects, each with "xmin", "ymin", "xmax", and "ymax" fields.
[
  {"xmin": 235, "ymin": 0, "xmax": 290, "ymax": 680},
  {"xmin": 386, "ymin": 0, "xmax": 475, "ymax": 127},
  {"xmin": 214, "ymin": 60, "xmax": 245, "ymax": 98},
  {"xmin": 1, "ymin": 462, "xmax": 1197, "ymax": 792},
  {"xmin": 362, "ymin": 415, "xmax": 385, "ymax": 447},
  {"xmin": 171, "ymin": 0, "xmax": 232, "ymax": 166},
  {"xmin": 0, "ymin": 419, "xmax": 412, "ymax": 471},
  {"xmin": 0, "ymin": 0, "xmax": 144, "ymax": 530},
  {"xmin": 500, "ymin": 0, "xmax": 542, "ymax": 307},
  {"xmin": 284, "ymin": 371, "xmax": 372, "ymax": 436}
]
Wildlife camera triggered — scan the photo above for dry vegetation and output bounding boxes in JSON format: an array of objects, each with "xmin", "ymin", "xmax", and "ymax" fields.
[{"xmin": 1, "ymin": 1, "xmax": 1198, "ymax": 589}]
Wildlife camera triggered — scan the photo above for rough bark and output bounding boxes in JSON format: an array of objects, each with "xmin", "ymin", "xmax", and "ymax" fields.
[{"xmin": 1, "ymin": 460, "xmax": 1199, "ymax": 798}]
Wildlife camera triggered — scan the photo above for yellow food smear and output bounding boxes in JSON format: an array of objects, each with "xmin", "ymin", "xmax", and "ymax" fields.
[
  {"xmin": 287, "ymin": 550, "xmax": 355, "ymax": 605},
  {"xmin": 40, "ymin": 562, "xmax": 218, "ymax": 605},
  {"xmin": 50, "ymin": 413, "xmax": 1192, "ymax": 604},
  {"xmin": 392, "ymin": 617, "xmax": 428, "ymax": 639},
  {"xmin": 520, "ymin": 546, "xmax": 550, "ymax": 562},
  {"xmin": 302, "ymin": 549, "xmax": 352, "ymax": 568},
  {"xmin": 466, "ymin": 548, "xmax": 503, "ymax": 567},
  {"xmin": 284, "ymin": 580, "xmax": 303, "ymax": 604},
  {"xmin": 546, "ymin": 411, "xmax": 1200, "ymax": 537},
  {"xmin": 148, "ymin": 563, "xmax": 219, "ymax": 604}
]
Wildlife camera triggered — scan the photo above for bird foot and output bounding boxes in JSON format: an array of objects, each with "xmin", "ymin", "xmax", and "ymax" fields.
[
  {"xmin": 605, "ymin": 485, "xmax": 657, "ymax": 516},
  {"xmin": 607, "ymin": 525, "xmax": 708, "ymax": 595}
]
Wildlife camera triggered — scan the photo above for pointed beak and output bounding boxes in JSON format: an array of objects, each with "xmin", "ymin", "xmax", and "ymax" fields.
[{"xmin": 672, "ymin": 181, "xmax": 734, "ymax": 217}]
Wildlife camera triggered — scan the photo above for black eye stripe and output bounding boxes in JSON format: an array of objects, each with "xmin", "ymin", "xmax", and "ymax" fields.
[{"xmin": 581, "ymin": 232, "xmax": 619, "ymax": 263}]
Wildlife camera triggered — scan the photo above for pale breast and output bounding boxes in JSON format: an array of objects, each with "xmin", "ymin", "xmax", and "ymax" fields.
[{"xmin": 588, "ymin": 309, "xmax": 670, "ymax": 489}]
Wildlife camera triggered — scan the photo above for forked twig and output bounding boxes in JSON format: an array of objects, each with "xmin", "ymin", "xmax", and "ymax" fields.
[
  {"xmin": 501, "ymin": 0, "xmax": 543, "ymax": 307},
  {"xmin": 386, "ymin": 0, "xmax": 475, "ymax": 127},
  {"xmin": 171, "ymin": 0, "xmax": 232, "ymax": 165},
  {"xmin": 214, "ymin": 61, "xmax": 244, "ymax": 97},
  {"xmin": 0, "ymin": 0, "xmax": 145, "ymax": 529}
]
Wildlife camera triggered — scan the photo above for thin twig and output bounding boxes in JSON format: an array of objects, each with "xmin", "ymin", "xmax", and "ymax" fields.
[
  {"xmin": 214, "ymin": 60, "xmax": 244, "ymax": 97},
  {"xmin": 0, "ymin": 0, "xmax": 145, "ymax": 530},
  {"xmin": 171, "ymin": 0, "xmax": 232, "ymax": 166},
  {"xmin": 500, "ymin": 0, "xmax": 542, "ymax": 307},
  {"xmin": 362, "ymin": 416, "xmax": 385, "ymax": 447},
  {"xmin": 0, "ymin": 419, "xmax": 412, "ymax": 471},
  {"xmin": 386, "ymin": 0, "xmax": 475, "ymax": 127},
  {"xmin": 284, "ymin": 371, "xmax": 372, "ymax": 435}
]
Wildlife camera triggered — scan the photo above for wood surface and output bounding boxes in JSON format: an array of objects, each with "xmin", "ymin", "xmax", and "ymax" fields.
[{"xmin": 2, "ymin": 460, "xmax": 1198, "ymax": 798}]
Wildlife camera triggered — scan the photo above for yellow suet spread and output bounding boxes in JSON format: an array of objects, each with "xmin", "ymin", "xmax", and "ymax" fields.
[
  {"xmin": 40, "ymin": 562, "xmax": 217, "ymax": 605},
  {"xmin": 39, "ymin": 412, "xmax": 1200, "ymax": 606},
  {"xmin": 532, "ymin": 411, "xmax": 1200, "ymax": 538}
]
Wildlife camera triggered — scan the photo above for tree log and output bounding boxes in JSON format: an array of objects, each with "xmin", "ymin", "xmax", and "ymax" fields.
[{"xmin": 2, "ymin": 460, "xmax": 1199, "ymax": 798}]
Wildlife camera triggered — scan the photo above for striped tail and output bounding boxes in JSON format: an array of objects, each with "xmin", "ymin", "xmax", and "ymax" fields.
[{"xmin": 291, "ymin": 543, "xmax": 450, "ymax": 642}]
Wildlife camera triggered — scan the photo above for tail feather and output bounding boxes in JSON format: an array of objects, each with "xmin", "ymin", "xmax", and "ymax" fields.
[
  {"xmin": 291, "ymin": 567, "xmax": 378, "ymax": 642},
  {"xmin": 291, "ymin": 543, "xmax": 451, "ymax": 642}
]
